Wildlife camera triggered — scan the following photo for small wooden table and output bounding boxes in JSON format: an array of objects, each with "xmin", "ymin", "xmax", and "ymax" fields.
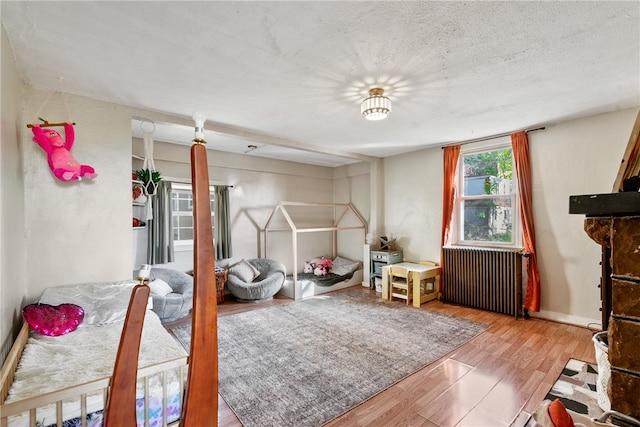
[
  {"xmin": 215, "ymin": 269, "xmax": 228, "ymax": 304},
  {"xmin": 381, "ymin": 262, "xmax": 441, "ymax": 308}
]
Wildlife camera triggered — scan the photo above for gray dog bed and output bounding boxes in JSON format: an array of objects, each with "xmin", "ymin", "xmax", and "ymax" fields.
[{"xmin": 226, "ymin": 258, "xmax": 285, "ymax": 302}]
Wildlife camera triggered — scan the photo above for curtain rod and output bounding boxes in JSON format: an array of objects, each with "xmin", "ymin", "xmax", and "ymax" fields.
[
  {"xmin": 440, "ymin": 126, "xmax": 546, "ymax": 149},
  {"xmin": 164, "ymin": 176, "xmax": 234, "ymax": 187}
]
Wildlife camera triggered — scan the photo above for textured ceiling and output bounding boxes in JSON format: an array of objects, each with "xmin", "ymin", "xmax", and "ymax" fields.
[{"xmin": 2, "ymin": 1, "xmax": 639, "ymax": 166}]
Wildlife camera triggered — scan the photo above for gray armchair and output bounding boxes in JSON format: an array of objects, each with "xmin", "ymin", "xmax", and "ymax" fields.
[
  {"xmin": 132, "ymin": 267, "xmax": 193, "ymax": 323},
  {"xmin": 226, "ymin": 258, "xmax": 285, "ymax": 302}
]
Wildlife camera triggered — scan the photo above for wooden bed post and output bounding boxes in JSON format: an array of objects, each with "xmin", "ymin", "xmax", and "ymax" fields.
[
  {"xmin": 181, "ymin": 141, "xmax": 219, "ymax": 425},
  {"xmin": 104, "ymin": 284, "xmax": 150, "ymax": 427}
]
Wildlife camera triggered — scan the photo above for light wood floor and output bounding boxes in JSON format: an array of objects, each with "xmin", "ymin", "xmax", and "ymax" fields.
[{"xmin": 172, "ymin": 286, "xmax": 598, "ymax": 427}]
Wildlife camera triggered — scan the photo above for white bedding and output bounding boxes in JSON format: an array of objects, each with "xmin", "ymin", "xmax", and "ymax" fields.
[
  {"xmin": 37, "ymin": 280, "xmax": 142, "ymax": 325},
  {"xmin": 4, "ymin": 282, "xmax": 187, "ymax": 426}
]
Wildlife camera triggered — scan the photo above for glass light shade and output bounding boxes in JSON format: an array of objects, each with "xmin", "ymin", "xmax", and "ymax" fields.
[
  {"xmin": 192, "ymin": 111, "xmax": 207, "ymax": 141},
  {"xmin": 361, "ymin": 88, "xmax": 391, "ymax": 121},
  {"xmin": 137, "ymin": 264, "xmax": 152, "ymax": 283}
]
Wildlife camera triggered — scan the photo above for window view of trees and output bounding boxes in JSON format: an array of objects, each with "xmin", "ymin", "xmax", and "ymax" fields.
[{"xmin": 460, "ymin": 148, "xmax": 515, "ymax": 243}]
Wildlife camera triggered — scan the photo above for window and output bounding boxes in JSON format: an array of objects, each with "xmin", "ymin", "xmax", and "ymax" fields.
[
  {"xmin": 454, "ymin": 143, "xmax": 520, "ymax": 247},
  {"xmin": 171, "ymin": 183, "xmax": 214, "ymax": 245}
]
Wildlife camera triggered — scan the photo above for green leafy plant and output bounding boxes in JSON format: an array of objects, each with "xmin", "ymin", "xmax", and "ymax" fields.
[
  {"xmin": 134, "ymin": 168, "xmax": 161, "ymax": 183},
  {"xmin": 134, "ymin": 168, "xmax": 162, "ymax": 194}
]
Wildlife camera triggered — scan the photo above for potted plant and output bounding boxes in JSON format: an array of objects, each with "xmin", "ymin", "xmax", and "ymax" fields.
[{"xmin": 133, "ymin": 168, "xmax": 162, "ymax": 195}]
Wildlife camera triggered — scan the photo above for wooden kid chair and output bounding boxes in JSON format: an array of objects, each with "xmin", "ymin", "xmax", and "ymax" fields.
[{"xmin": 389, "ymin": 265, "xmax": 413, "ymax": 305}]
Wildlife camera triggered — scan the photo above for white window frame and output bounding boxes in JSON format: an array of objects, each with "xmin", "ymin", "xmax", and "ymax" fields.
[
  {"xmin": 171, "ymin": 182, "xmax": 215, "ymax": 251},
  {"xmin": 452, "ymin": 139, "xmax": 522, "ymax": 249}
]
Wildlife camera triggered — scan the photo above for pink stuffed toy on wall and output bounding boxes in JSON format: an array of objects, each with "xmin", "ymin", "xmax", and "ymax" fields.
[{"xmin": 30, "ymin": 122, "xmax": 97, "ymax": 182}]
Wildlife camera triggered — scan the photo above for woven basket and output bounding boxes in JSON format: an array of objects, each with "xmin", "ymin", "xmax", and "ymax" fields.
[{"xmin": 593, "ymin": 331, "xmax": 611, "ymax": 411}]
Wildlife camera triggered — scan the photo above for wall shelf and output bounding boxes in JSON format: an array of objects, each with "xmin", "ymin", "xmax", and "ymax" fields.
[{"xmin": 132, "ymin": 179, "xmax": 147, "ymax": 229}]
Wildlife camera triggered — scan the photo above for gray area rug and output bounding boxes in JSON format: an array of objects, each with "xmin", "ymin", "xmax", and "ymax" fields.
[{"xmin": 169, "ymin": 289, "xmax": 488, "ymax": 427}]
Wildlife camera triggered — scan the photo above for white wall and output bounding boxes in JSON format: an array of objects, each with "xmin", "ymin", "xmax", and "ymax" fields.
[
  {"xmin": 22, "ymin": 88, "xmax": 133, "ymax": 298},
  {"xmin": 1, "ymin": 24, "xmax": 26, "ymax": 363},
  {"xmin": 334, "ymin": 161, "xmax": 372, "ymax": 270},
  {"xmin": 17, "ymin": 87, "xmax": 341, "ymax": 315},
  {"xmin": 383, "ymin": 146, "xmax": 443, "ymax": 263},
  {"xmin": 2, "ymin": 23, "xmax": 636, "ymax": 364},
  {"xmin": 531, "ymin": 108, "xmax": 639, "ymax": 326},
  {"xmin": 132, "ymin": 139, "xmax": 365, "ymax": 275},
  {"xmin": 383, "ymin": 107, "xmax": 640, "ymax": 327}
]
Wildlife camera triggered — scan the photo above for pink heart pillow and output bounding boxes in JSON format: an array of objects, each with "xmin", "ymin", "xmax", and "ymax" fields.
[{"xmin": 23, "ymin": 303, "xmax": 85, "ymax": 336}]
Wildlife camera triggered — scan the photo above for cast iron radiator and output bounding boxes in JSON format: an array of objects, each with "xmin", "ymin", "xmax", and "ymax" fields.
[{"xmin": 442, "ymin": 247, "xmax": 523, "ymax": 318}]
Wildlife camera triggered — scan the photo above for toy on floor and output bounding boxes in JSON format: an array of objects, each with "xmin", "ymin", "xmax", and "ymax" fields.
[{"xmin": 30, "ymin": 122, "xmax": 97, "ymax": 182}]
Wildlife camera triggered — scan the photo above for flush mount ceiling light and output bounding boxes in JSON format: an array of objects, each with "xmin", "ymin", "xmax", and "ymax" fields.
[{"xmin": 361, "ymin": 87, "xmax": 391, "ymax": 121}]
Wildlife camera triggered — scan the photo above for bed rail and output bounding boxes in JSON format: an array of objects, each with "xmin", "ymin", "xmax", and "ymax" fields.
[
  {"xmin": 106, "ymin": 284, "xmax": 150, "ymax": 426},
  {"xmin": 0, "ymin": 355, "xmax": 187, "ymax": 427},
  {"xmin": 0, "ymin": 323, "xmax": 29, "ymax": 405}
]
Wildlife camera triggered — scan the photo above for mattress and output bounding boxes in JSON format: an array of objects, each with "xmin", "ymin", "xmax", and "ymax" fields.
[
  {"xmin": 280, "ymin": 269, "xmax": 363, "ymax": 300},
  {"xmin": 4, "ymin": 283, "xmax": 187, "ymax": 427},
  {"xmin": 287, "ymin": 271, "xmax": 356, "ymax": 287}
]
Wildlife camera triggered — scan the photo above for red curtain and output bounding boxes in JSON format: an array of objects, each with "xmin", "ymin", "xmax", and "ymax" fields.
[
  {"xmin": 440, "ymin": 145, "xmax": 461, "ymax": 291},
  {"xmin": 511, "ymin": 132, "xmax": 541, "ymax": 312}
]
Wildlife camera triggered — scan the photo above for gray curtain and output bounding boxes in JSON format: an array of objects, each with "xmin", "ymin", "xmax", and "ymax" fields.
[
  {"xmin": 214, "ymin": 186, "xmax": 233, "ymax": 259},
  {"xmin": 147, "ymin": 180, "xmax": 174, "ymax": 264}
]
